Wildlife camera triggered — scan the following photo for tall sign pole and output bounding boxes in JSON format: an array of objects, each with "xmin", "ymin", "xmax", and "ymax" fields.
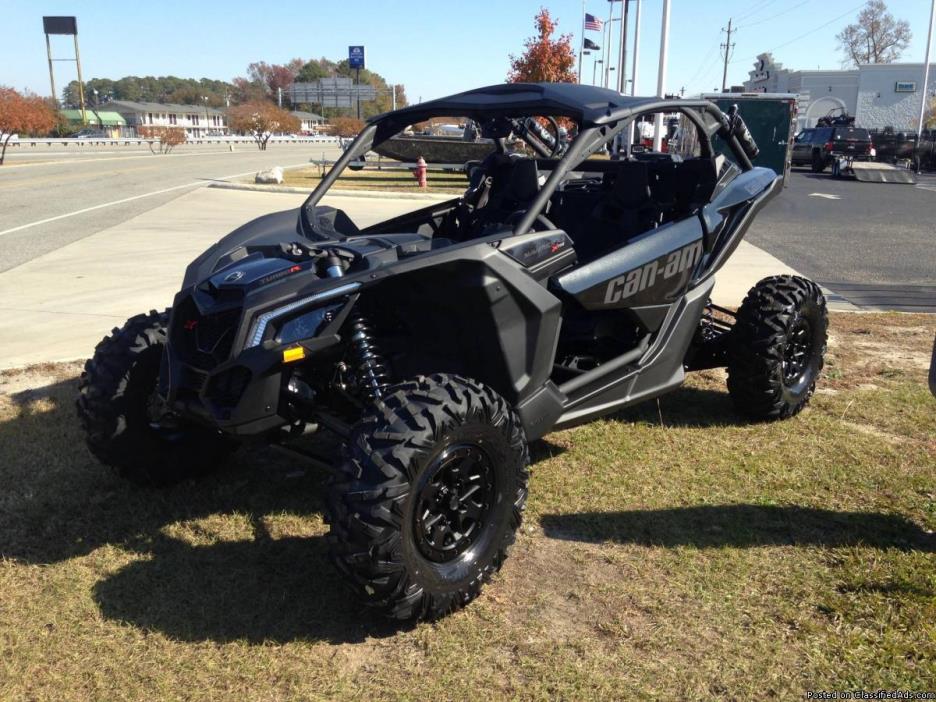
[
  {"xmin": 73, "ymin": 30, "xmax": 87, "ymax": 124},
  {"xmin": 348, "ymin": 46, "xmax": 366, "ymax": 119},
  {"xmin": 45, "ymin": 33, "xmax": 57, "ymax": 106},
  {"xmin": 652, "ymin": 0, "xmax": 670, "ymax": 152},
  {"xmin": 917, "ymin": 0, "xmax": 936, "ymax": 141},
  {"xmin": 604, "ymin": 1, "xmax": 615, "ymax": 88},
  {"xmin": 631, "ymin": 0, "xmax": 641, "ymax": 95},
  {"xmin": 42, "ymin": 16, "xmax": 81, "ymax": 108},
  {"xmin": 617, "ymin": 0, "xmax": 629, "ymax": 94}
]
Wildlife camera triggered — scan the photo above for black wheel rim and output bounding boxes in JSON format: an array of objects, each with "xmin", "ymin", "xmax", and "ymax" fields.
[
  {"xmin": 413, "ymin": 443, "xmax": 496, "ymax": 563},
  {"xmin": 782, "ymin": 316, "xmax": 813, "ymax": 386}
]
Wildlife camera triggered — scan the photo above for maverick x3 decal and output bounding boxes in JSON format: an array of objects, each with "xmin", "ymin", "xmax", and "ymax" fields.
[{"xmin": 604, "ymin": 240, "xmax": 703, "ymax": 304}]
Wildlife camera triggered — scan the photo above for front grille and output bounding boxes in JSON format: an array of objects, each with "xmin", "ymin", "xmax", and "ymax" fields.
[
  {"xmin": 172, "ymin": 296, "xmax": 242, "ymax": 370},
  {"xmin": 205, "ymin": 366, "xmax": 252, "ymax": 408}
]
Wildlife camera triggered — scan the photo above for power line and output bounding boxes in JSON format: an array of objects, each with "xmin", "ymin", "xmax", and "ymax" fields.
[
  {"xmin": 730, "ymin": 2, "xmax": 866, "ymax": 64},
  {"xmin": 733, "ymin": 0, "xmax": 780, "ymax": 24},
  {"xmin": 736, "ymin": 0, "xmax": 810, "ymax": 30}
]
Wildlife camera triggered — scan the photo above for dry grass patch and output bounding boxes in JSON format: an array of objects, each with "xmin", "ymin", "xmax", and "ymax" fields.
[
  {"xmin": 284, "ymin": 165, "xmax": 467, "ymax": 193},
  {"xmin": 0, "ymin": 313, "xmax": 933, "ymax": 699}
]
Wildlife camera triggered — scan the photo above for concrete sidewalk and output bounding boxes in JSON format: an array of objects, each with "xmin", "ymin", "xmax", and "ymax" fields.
[{"xmin": 0, "ymin": 187, "xmax": 803, "ymax": 370}]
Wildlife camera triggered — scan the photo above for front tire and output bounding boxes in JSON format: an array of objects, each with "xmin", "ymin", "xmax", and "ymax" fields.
[
  {"xmin": 727, "ymin": 276, "xmax": 828, "ymax": 420},
  {"xmin": 77, "ymin": 309, "xmax": 232, "ymax": 486},
  {"xmin": 326, "ymin": 374, "xmax": 530, "ymax": 620}
]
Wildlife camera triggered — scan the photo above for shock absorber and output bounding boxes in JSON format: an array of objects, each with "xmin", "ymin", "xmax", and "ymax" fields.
[
  {"xmin": 322, "ymin": 248, "xmax": 390, "ymax": 401},
  {"xmin": 347, "ymin": 312, "xmax": 390, "ymax": 400}
]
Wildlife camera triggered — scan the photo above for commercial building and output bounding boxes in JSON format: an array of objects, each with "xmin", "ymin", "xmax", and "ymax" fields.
[
  {"xmin": 108, "ymin": 100, "xmax": 228, "ymax": 138},
  {"xmin": 60, "ymin": 109, "xmax": 129, "ymax": 138},
  {"xmin": 743, "ymin": 53, "xmax": 936, "ymax": 131}
]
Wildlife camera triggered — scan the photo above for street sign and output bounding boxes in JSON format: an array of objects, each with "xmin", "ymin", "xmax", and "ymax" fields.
[
  {"xmin": 348, "ymin": 45, "xmax": 366, "ymax": 70},
  {"xmin": 43, "ymin": 16, "xmax": 77, "ymax": 35}
]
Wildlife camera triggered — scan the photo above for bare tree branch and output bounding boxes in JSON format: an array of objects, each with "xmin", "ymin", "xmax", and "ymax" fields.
[{"xmin": 836, "ymin": 0, "xmax": 911, "ymax": 66}]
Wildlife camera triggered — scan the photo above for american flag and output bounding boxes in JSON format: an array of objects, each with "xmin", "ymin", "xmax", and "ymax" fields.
[{"xmin": 584, "ymin": 13, "xmax": 603, "ymax": 31}]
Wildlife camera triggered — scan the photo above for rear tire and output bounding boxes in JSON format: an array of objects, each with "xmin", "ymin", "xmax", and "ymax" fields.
[
  {"xmin": 326, "ymin": 374, "xmax": 529, "ymax": 620},
  {"xmin": 77, "ymin": 309, "xmax": 232, "ymax": 486},
  {"xmin": 727, "ymin": 276, "xmax": 828, "ymax": 421}
]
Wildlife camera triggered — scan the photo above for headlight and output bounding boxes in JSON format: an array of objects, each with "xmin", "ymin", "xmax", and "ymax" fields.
[
  {"xmin": 275, "ymin": 304, "xmax": 341, "ymax": 345},
  {"xmin": 245, "ymin": 282, "xmax": 360, "ymax": 348}
]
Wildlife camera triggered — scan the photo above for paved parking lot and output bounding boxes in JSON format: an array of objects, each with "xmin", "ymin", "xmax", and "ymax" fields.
[{"xmin": 751, "ymin": 168, "xmax": 936, "ymax": 311}]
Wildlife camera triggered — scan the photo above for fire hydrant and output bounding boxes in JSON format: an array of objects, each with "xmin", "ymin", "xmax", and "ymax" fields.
[{"xmin": 413, "ymin": 156, "xmax": 427, "ymax": 188}]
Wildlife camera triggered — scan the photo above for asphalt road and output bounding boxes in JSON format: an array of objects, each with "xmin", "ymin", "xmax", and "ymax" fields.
[
  {"xmin": 0, "ymin": 142, "xmax": 341, "ymax": 273},
  {"xmin": 751, "ymin": 167, "xmax": 936, "ymax": 289}
]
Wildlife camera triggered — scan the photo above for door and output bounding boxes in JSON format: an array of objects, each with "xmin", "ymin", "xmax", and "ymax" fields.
[{"xmin": 791, "ymin": 129, "xmax": 814, "ymax": 165}]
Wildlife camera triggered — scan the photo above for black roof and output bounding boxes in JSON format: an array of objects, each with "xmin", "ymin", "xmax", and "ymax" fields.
[{"xmin": 370, "ymin": 83, "xmax": 691, "ymax": 137}]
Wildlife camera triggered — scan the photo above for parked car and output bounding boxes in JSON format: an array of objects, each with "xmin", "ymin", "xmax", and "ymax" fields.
[
  {"xmin": 791, "ymin": 125, "xmax": 872, "ymax": 172},
  {"xmin": 73, "ymin": 129, "xmax": 108, "ymax": 139}
]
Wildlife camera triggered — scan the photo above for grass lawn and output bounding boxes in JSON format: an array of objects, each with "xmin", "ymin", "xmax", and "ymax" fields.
[
  {"xmin": 284, "ymin": 165, "xmax": 467, "ymax": 193},
  {"xmin": 1, "ymin": 313, "xmax": 933, "ymax": 699}
]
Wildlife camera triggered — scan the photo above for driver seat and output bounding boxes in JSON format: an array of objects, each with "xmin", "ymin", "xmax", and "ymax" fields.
[{"xmin": 469, "ymin": 155, "xmax": 541, "ymax": 234}]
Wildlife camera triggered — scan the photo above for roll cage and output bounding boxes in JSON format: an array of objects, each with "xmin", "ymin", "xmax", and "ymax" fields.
[{"xmin": 300, "ymin": 83, "xmax": 755, "ymax": 241}]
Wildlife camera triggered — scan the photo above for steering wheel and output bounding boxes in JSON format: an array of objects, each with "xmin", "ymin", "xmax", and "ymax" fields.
[{"xmin": 510, "ymin": 116, "xmax": 564, "ymax": 158}]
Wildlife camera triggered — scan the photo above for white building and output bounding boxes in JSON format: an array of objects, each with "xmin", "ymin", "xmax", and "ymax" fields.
[
  {"xmin": 109, "ymin": 100, "xmax": 228, "ymax": 138},
  {"xmin": 743, "ymin": 53, "xmax": 936, "ymax": 131},
  {"xmin": 290, "ymin": 110, "xmax": 325, "ymax": 134}
]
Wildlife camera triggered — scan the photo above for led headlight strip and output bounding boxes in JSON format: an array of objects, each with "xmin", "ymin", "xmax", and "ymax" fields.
[{"xmin": 246, "ymin": 282, "xmax": 361, "ymax": 348}]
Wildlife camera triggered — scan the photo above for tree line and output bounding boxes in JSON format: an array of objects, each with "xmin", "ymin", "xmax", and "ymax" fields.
[{"xmin": 60, "ymin": 56, "xmax": 407, "ymax": 119}]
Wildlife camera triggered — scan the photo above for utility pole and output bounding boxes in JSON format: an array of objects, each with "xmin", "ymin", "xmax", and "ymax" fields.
[
  {"xmin": 917, "ymin": 0, "xmax": 935, "ymax": 141},
  {"xmin": 720, "ymin": 18, "xmax": 735, "ymax": 93}
]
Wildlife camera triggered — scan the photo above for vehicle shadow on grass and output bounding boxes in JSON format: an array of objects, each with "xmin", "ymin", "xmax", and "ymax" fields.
[
  {"xmin": 540, "ymin": 505, "xmax": 936, "ymax": 553},
  {"xmin": 0, "ymin": 376, "xmax": 406, "ymax": 644},
  {"xmin": 610, "ymin": 384, "xmax": 747, "ymax": 429}
]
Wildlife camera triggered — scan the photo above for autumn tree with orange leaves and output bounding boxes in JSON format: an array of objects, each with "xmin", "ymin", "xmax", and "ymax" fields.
[
  {"xmin": 0, "ymin": 87, "xmax": 57, "ymax": 165},
  {"xmin": 507, "ymin": 8, "xmax": 577, "ymax": 84}
]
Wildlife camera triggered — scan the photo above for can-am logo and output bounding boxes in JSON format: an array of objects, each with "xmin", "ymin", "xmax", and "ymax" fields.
[
  {"xmin": 604, "ymin": 240, "xmax": 703, "ymax": 304},
  {"xmin": 224, "ymin": 270, "xmax": 245, "ymax": 282}
]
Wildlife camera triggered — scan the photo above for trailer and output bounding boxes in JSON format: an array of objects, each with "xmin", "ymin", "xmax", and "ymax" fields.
[
  {"xmin": 830, "ymin": 155, "xmax": 916, "ymax": 183},
  {"xmin": 701, "ymin": 92, "xmax": 797, "ymax": 182}
]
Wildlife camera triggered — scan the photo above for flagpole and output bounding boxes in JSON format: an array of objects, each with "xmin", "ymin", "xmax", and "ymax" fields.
[
  {"xmin": 578, "ymin": 0, "xmax": 586, "ymax": 83},
  {"xmin": 631, "ymin": 0, "xmax": 641, "ymax": 95}
]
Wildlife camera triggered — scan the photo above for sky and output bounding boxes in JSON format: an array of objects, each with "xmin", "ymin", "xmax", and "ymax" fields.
[{"xmin": 3, "ymin": 0, "xmax": 934, "ymax": 104}]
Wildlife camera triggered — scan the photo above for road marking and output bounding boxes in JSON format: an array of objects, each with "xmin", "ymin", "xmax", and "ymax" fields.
[
  {"xmin": 808, "ymin": 193, "xmax": 841, "ymax": 200},
  {"xmin": 915, "ymin": 184, "xmax": 936, "ymax": 192},
  {"xmin": 0, "ymin": 163, "xmax": 311, "ymax": 239}
]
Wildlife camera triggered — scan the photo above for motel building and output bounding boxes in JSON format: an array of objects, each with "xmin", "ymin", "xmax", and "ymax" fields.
[{"xmin": 109, "ymin": 100, "xmax": 229, "ymax": 138}]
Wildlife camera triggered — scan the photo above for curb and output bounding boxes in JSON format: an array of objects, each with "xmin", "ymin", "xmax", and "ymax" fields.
[{"xmin": 209, "ymin": 181, "xmax": 454, "ymax": 201}]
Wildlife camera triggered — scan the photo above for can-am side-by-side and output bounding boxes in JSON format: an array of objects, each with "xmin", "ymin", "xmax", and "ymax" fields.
[{"xmin": 78, "ymin": 83, "xmax": 827, "ymax": 620}]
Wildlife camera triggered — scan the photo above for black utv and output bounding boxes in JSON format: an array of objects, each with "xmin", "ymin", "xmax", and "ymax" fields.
[{"xmin": 78, "ymin": 83, "xmax": 828, "ymax": 620}]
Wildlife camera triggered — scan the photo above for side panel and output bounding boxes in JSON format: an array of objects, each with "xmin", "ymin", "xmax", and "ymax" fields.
[
  {"xmin": 554, "ymin": 217, "xmax": 705, "ymax": 313},
  {"xmin": 553, "ymin": 277, "xmax": 715, "ymax": 430}
]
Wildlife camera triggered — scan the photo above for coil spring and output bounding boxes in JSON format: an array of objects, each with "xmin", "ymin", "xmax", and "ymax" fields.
[{"xmin": 348, "ymin": 313, "xmax": 390, "ymax": 400}]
